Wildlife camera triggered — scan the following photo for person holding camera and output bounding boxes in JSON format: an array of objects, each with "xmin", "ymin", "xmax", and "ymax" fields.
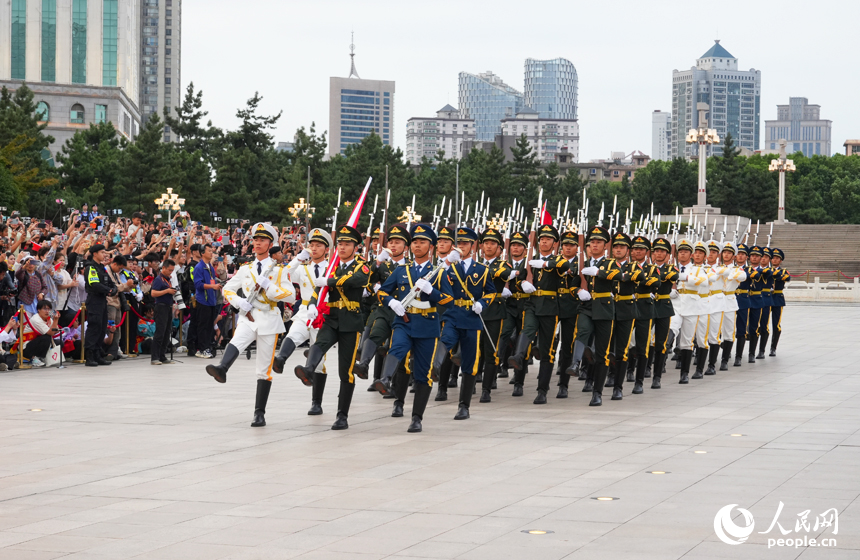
[
  {"xmin": 150, "ymin": 259, "xmax": 177, "ymax": 365},
  {"xmin": 0, "ymin": 315, "xmax": 21, "ymax": 370},
  {"xmin": 104, "ymin": 255, "xmax": 135, "ymax": 360},
  {"xmin": 83, "ymin": 244, "xmax": 117, "ymax": 367}
]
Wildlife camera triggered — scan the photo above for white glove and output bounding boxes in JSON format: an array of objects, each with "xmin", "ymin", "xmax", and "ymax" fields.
[
  {"xmin": 472, "ymin": 302, "xmax": 483, "ymax": 314},
  {"xmin": 376, "ymin": 248, "xmax": 390, "ymax": 263},
  {"xmin": 502, "ymin": 287, "xmax": 512, "ymax": 298},
  {"xmin": 721, "ymin": 266, "xmax": 731, "ymax": 277},
  {"xmin": 415, "ymin": 278, "xmax": 433, "ymax": 294},
  {"xmin": 578, "ymin": 290, "xmax": 592, "ymax": 301},
  {"xmin": 134, "ymin": 292, "xmax": 143, "ymax": 302},
  {"xmin": 362, "ymin": 288, "xmax": 371, "ymax": 297},
  {"xmin": 388, "ymin": 299, "xmax": 406, "ymax": 317},
  {"xmin": 582, "ymin": 266, "xmax": 599, "ymax": 277},
  {"xmin": 237, "ymin": 299, "xmax": 253, "ymax": 313},
  {"xmin": 313, "ymin": 275, "xmax": 327, "ymax": 287},
  {"xmin": 670, "ymin": 289, "xmax": 679, "ymax": 299},
  {"xmin": 650, "ymin": 293, "xmax": 656, "ymax": 300},
  {"xmin": 258, "ymin": 276, "xmax": 271, "ymax": 290},
  {"xmin": 508, "ymin": 270, "xmax": 518, "ymax": 278},
  {"xmin": 373, "ymin": 282, "xmax": 381, "ymax": 293},
  {"xmin": 306, "ymin": 304, "xmax": 318, "ymax": 322},
  {"xmin": 677, "ymin": 272, "xmax": 688, "ymax": 282},
  {"xmin": 529, "ymin": 259, "xmax": 546, "ymax": 269},
  {"xmin": 521, "ymin": 281, "xmax": 536, "ymax": 294},
  {"xmin": 445, "ymin": 249, "xmax": 461, "ymax": 264},
  {"xmin": 296, "ymin": 249, "xmax": 310, "ymax": 261}
]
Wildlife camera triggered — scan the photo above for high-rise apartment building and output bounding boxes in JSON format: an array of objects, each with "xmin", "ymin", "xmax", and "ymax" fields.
[
  {"xmin": 458, "ymin": 71, "xmax": 523, "ymax": 142},
  {"xmin": 523, "ymin": 58, "xmax": 577, "ymax": 120},
  {"xmin": 671, "ymin": 41, "xmax": 761, "ymax": 158},
  {"xmin": 651, "ymin": 110, "xmax": 671, "ymax": 161},
  {"xmin": 0, "ymin": 0, "xmax": 141, "ymax": 154},
  {"xmin": 139, "ymin": 0, "xmax": 181, "ymax": 142},
  {"xmin": 328, "ymin": 37, "xmax": 394, "ymax": 156},
  {"xmin": 405, "ymin": 105, "xmax": 475, "ymax": 165},
  {"xmin": 764, "ymin": 97, "xmax": 831, "ymax": 157},
  {"xmin": 499, "ymin": 107, "xmax": 579, "ymax": 164}
]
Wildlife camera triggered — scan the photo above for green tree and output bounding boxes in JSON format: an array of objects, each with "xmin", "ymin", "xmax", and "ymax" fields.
[
  {"xmin": 55, "ymin": 121, "xmax": 124, "ymax": 207},
  {"xmin": 120, "ymin": 113, "xmax": 183, "ymax": 215},
  {"xmin": 509, "ymin": 134, "xmax": 540, "ymax": 208},
  {"xmin": 708, "ymin": 133, "xmax": 743, "ymax": 214}
]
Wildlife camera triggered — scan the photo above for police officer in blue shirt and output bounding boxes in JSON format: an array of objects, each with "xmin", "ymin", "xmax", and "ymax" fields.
[{"xmin": 375, "ymin": 224, "xmax": 454, "ymax": 432}]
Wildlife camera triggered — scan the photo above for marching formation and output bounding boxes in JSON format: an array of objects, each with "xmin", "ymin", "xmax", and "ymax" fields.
[{"xmin": 204, "ymin": 185, "xmax": 791, "ymax": 433}]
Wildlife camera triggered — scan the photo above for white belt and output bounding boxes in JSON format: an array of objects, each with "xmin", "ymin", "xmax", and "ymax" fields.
[{"xmin": 408, "ymin": 300, "xmax": 430, "ymax": 309}]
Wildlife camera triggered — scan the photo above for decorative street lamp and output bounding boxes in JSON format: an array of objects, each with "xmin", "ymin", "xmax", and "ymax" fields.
[
  {"xmin": 685, "ymin": 102, "xmax": 720, "ymax": 209},
  {"xmin": 154, "ymin": 188, "xmax": 185, "ymax": 223},
  {"xmin": 289, "ymin": 198, "xmax": 314, "ymax": 231},
  {"xmin": 768, "ymin": 139, "xmax": 796, "ymax": 224}
]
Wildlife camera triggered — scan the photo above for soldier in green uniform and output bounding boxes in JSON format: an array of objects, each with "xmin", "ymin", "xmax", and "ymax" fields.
[
  {"xmin": 554, "ymin": 231, "xmax": 580, "ymax": 398},
  {"xmin": 477, "ymin": 227, "xmax": 518, "ymax": 403},
  {"xmin": 605, "ymin": 232, "xmax": 644, "ymax": 400},
  {"xmin": 576, "ymin": 226, "xmax": 622, "ymax": 406},
  {"xmin": 648, "ymin": 238, "xmax": 678, "ymax": 389},
  {"xmin": 500, "ymin": 231, "xmax": 530, "ymax": 385},
  {"xmin": 508, "ymin": 224, "xmax": 570, "ymax": 404},
  {"xmin": 630, "ymin": 235, "xmax": 661, "ymax": 394},
  {"xmin": 295, "ymin": 225, "xmax": 370, "ymax": 430}
]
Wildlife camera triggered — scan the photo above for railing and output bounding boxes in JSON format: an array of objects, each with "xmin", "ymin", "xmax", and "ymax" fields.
[{"xmin": 784, "ymin": 277, "xmax": 860, "ymax": 303}]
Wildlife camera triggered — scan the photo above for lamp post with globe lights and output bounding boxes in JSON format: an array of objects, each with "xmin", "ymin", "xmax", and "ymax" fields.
[
  {"xmin": 769, "ymin": 139, "xmax": 796, "ymax": 224},
  {"xmin": 685, "ymin": 102, "xmax": 721, "ymax": 209},
  {"xmin": 154, "ymin": 188, "xmax": 185, "ymax": 223}
]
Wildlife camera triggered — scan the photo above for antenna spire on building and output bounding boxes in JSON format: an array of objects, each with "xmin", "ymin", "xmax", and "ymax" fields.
[{"xmin": 348, "ymin": 31, "xmax": 360, "ymax": 79}]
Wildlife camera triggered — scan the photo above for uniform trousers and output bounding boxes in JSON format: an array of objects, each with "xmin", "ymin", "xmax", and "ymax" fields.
[
  {"xmin": 285, "ymin": 307, "xmax": 325, "ymax": 369},
  {"xmin": 520, "ymin": 308, "xmax": 559, "ymax": 365},
  {"xmin": 758, "ymin": 306, "xmax": 771, "ymax": 339},
  {"xmin": 576, "ymin": 313, "xmax": 614, "ymax": 391},
  {"xmin": 735, "ymin": 308, "xmax": 749, "ymax": 341},
  {"xmin": 313, "ymin": 322, "xmax": 361, "ymax": 384},
  {"xmin": 747, "ymin": 308, "xmax": 762, "ymax": 344},
  {"xmin": 676, "ymin": 314, "xmax": 699, "ymax": 350},
  {"xmin": 480, "ymin": 318, "xmax": 505, "ymax": 392},
  {"xmin": 389, "ymin": 329, "xmax": 436, "ymax": 387},
  {"xmin": 610, "ymin": 319, "xmax": 635, "ymax": 388},
  {"xmin": 440, "ymin": 324, "xmax": 481, "ymax": 377},
  {"xmin": 84, "ymin": 298, "xmax": 108, "ymax": 360},
  {"xmin": 633, "ymin": 318, "xmax": 653, "ymax": 357},
  {"xmin": 707, "ymin": 311, "xmax": 723, "ymax": 345},
  {"xmin": 721, "ymin": 310, "xmax": 736, "ymax": 342},
  {"xmin": 556, "ymin": 314, "xmax": 578, "ymax": 388},
  {"xmin": 229, "ymin": 323, "xmax": 278, "ymax": 381},
  {"xmin": 695, "ymin": 313, "xmax": 709, "ymax": 347},
  {"xmin": 770, "ymin": 307, "xmax": 783, "ymax": 347}
]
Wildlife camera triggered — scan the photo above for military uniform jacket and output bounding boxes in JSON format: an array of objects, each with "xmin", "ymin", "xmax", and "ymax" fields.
[
  {"xmin": 771, "ymin": 267, "xmax": 790, "ymax": 307},
  {"xmin": 526, "ymin": 254, "xmax": 570, "ymax": 316},
  {"xmin": 505, "ymin": 258, "xmax": 530, "ymax": 318},
  {"xmin": 736, "ymin": 266, "xmax": 757, "ymax": 311},
  {"xmin": 674, "ymin": 263, "xmax": 709, "ymax": 317},
  {"xmin": 286, "ymin": 258, "xmax": 329, "ymax": 309},
  {"xmin": 84, "ymin": 260, "xmax": 117, "ymax": 301},
  {"xmin": 633, "ymin": 261, "xmax": 661, "ymax": 320},
  {"xmin": 558, "ymin": 257, "xmax": 579, "ymax": 319},
  {"xmin": 614, "ymin": 260, "xmax": 644, "ymax": 321},
  {"xmin": 747, "ymin": 266, "xmax": 767, "ymax": 309},
  {"xmin": 481, "ymin": 257, "xmax": 515, "ymax": 321},
  {"xmin": 760, "ymin": 267, "xmax": 775, "ymax": 307},
  {"xmin": 443, "ymin": 259, "xmax": 496, "ymax": 330},
  {"xmin": 378, "ymin": 261, "xmax": 454, "ymax": 338},
  {"xmin": 224, "ymin": 258, "xmax": 296, "ymax": 336},
  {"xmin": 310, "ymin": 259, "xmax": 370, "ymax": 332},
  {"xmin": 579, "ymin": 256, "xmax": 622, "ymax": 321},
  {"xmin": 718, "ymin": 264, "xmax": 747, "ymax": 312},
  {"xmin": 653, "ymin": 263, "xmax": 678, "ymax": 319}
]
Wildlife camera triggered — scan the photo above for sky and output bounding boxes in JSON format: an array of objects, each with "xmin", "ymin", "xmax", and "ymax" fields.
[{"xmin": 183, "ymin": 0, "xmax": 859, "ymax": 161}]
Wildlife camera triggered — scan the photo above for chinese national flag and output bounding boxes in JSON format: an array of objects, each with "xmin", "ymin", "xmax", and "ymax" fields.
[{"xmin": 540, "ymin": 202, "xmax": 552, "ymax": 225}]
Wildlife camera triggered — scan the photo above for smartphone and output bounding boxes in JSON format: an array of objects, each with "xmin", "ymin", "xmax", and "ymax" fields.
[{"xmin": 108, "ymin": 320, "xmax": 115, "ymax": 327}]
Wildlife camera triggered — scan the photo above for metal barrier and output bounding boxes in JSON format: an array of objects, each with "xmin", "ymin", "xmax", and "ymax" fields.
[{"xmin": 784, "ymin": 277, "xmax": 860, "ymax": 303}]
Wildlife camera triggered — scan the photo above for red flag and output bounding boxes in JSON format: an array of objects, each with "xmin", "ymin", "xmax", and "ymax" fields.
[{"xmin": 540, "ymin": 201, "xmax": 552, "ymax": 226}]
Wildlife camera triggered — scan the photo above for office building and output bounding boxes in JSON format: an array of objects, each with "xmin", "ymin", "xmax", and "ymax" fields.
[
  {"xmin": 140, "ymin": 0, "xmax": 181, "ymax": 142},
  {"xmin": 651, "ymin": 110, "xmax": 671, "ymax": 161},
  {"xmin": 845, "ymin": 140, "xmax": 860, "ymax": 156},
  {"xmin": 328, "ymin": 37, "xmax": 394, "ymax": 156},
  {"xmin": 764, "ymin": 97, "xmax": 831, "ymax": 157},
  {"xmin": 498, "ymin": 107, "xmax": 579, "ymax": 164},
  {"xmin": 458, "ymin": 71, "xmax": 523, "ymax": 141},
  {"xmin": 671, "ymin": 41, "xmax": 761, "ymax": 158},
  {"xmin": 405, "ymin": 105, "xmax": 475, "ymax": 165},
  {"xmin": 523, "ymin": 58, "xmax": 577, "ymax": 120},
  {"xmin": 0, "ymin": 0, "xmax": 141, "ymax": 154}
]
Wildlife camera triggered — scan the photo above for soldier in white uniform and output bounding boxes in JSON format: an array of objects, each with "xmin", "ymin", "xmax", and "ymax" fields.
[
  {"xmin": 205, "ymin": 223, "xmax": 296, "ymax": 427},
  {"xmin": 271, "ymin": 228, "xmax": 330, "ymax": 415},
  {"xmin": 690, "ymin": 241, "xmax": 714, "ymax": 379},
  {"xmin": 670, "ymin": 239, "xmax": 709, "ymax": 384},
  {"xmin": 717, "ymin": 242, "xmax": 746, "ymax": 370},
  {"xmin": 703, "ymin": 240, "xmax": 725, "ymax": 376}
]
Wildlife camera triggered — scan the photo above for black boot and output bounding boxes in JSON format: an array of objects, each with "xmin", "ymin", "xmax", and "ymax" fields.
[
  {"xmin": 633, "ymin": 352, "xmax": 648, "ymax": 393},
  {"xmin": 368, "ymin": 343, "xmax": 385, "ymax": 391},
  {"xmin": 770, "ymin": 330, "xmax": 780, "ymax": 357},
  {"xmin": 507, "ymin": 332, "xmax": 531, "ymax": 372},
  {"xmin": 705, "ymin": 344, "xmax": 719, "ymax": 375},
  {"xmin": 651, "ymin": 350, "xmax": 663, "ymax": 389},
  {"xmin": 295, "ymin": 344, "xmax": 323, "ymax": 387},
  {"xmin": 644, "ymin": 348, "xmax": 654, "ymax": 378},
  {"xmin": 590, "ymin": 362, "xmax": 607, "ymax": 406},
  {"xmin": 679, "ymin": 349, "xmax": 693, "ymax": 383},
  {"xmin": 748, "ymin": 333, "xmax": 758, "ymax": 363},
  {"xmin": 556, "ymin": 356, "xmax": 571, "ymax": 399},
  {"xmin": 308, "ymin": 372, "xmax": 327, "ymax": 415},
  {"xmin": 719, "ymin": 340, "xmax": 733, "ymax": 371},
  {"xmin": 374, "ymin": 353, "xmax": 401, "ymax": 396},
  {"xmin": 271, "ymin": 338, "xmax": 296, "ymax": 374},
  {"xmin": 533, "ymin": 361, "xmax": 552, "ymax": 404},
  {"xmin": 353, "ymin": 338, "xmax": 378, "ymax": 381},
  {"xmin": 757, "ymin": 331, "xmax": 768, "ymax": 360},
  {"xmin": 408, "ymin": 382, "xmax": 432, "ymax": 433},
  {"xmin": 454, "ymin": 374, "xmax": 475, "ymax": 420},
  {"xmin": 734, "ymin": 338, "xmax": 745, "ymax": 367},
  {"xmin": 206, "ymin": 343, "xmax": 240, "ymax": 383},
  {"xmin": 481, "ymin": 364, "xmax": 497, "ymax": 402},
  {"xmin": 251, "ymin": 379, "xmax": 272, "ymax": 427},
  {"xmin": 626, "ymin": 355, "xmax": 636, "ymax": 383},
  {"xmin": 512, "ymin": 383, "xmax": 523, "ymax": 397},
  {"xmin": 331, "ymin": 382, "xmax": 355, "ymax": 430},
  {"xmin": 692, "ymin": 347, "xmax": 707, "ymax": 379}
]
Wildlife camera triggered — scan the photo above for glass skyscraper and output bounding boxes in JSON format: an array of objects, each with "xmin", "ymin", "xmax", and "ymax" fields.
[
  {"xmin": 524, "ymin": 58, "xmax": 578, "ymax": 120},
  {"xmin": 458, "ymin": 71, "xmax": 523, "ymax": 142}
]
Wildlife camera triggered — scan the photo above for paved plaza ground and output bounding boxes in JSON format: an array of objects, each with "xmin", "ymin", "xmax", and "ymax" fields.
[{"xmin": 1, "ymin": 306, "xmax": 858, "ymax": 560}]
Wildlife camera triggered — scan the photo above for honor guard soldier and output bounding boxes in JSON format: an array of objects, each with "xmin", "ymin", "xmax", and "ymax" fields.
[
  {"xmin": 500, "ymin": 231, "xmax": 530, "ymax": 385},
  {"xmin": 768, "ymin": 249, "xmax": 789, "ymax": 356},
  {"xmin": 369, "ymin": 227, "xmax": 381, "ymax": 261},
  {"xmin": 295, "ymin": 225, "xmax": 370, "ymax": 430},
  {"xmin": 703, "ymin": 240, "xmax": 725, "ymax": 375},
  {"xmin": 434, "ymin": 227, "xmax": 496, "ymax": 420},
  {"xmin": 477, "ymin": 227, "xmax": 517, "ymax": 403},
  {"xmin": 648, "ymin": 238, "xmax": 678, "ymax": 389},
  {"xmin": 575, "ymin": 226, "xmax": 621, "ymax": 406},
  {"xmin": 690, "ymin": 241, "xmax": 714, "ymax": 379},
  {"xmin": 630, "ymin": 235, "xmax": 661, "ymax": 394},
  {"xmin": 554, "ymin": 230, "xmax": 580, "ymax": 398},
  {"xmin": 671, "ymin": 239, "xmax": 709, "ymax": 383},
  {"xmin": 353, "ymin": 224, "xmax": 411, "ymax": 391},
  {"xmin": 733, "ymin": 244, "xmax": 752, "ymax": 367},
  {"xmin": 432, "ymin": 225, "xmax": 460, "ymax": 399},
  {"xmin": 508, "ymin": 224, "xmax": 570, "ymax": 404},
  {"xmin": 716, "ymin": 242, "xmax": 746, "ymax": 370},
  {"xmin": 756, "ymin": 248, "xmax": 775, "ymax": 360},
  {"xmin": 375, "ymin": 224, "xmax": 454, "ymax": 432},
  {"xmin": 605, "ymin": 232, "xmax": 643, "ymax": 399},
  {"xmin": 746, "ymin": 245, "xmax": 766, "ymax": 364},
  {"xmin": 206, "ymin": 223, "xmax": 296, "ymax": 427},
  {"xmin": 271, "ymin": 228, "xmax": 331, "ymax": 410}
]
